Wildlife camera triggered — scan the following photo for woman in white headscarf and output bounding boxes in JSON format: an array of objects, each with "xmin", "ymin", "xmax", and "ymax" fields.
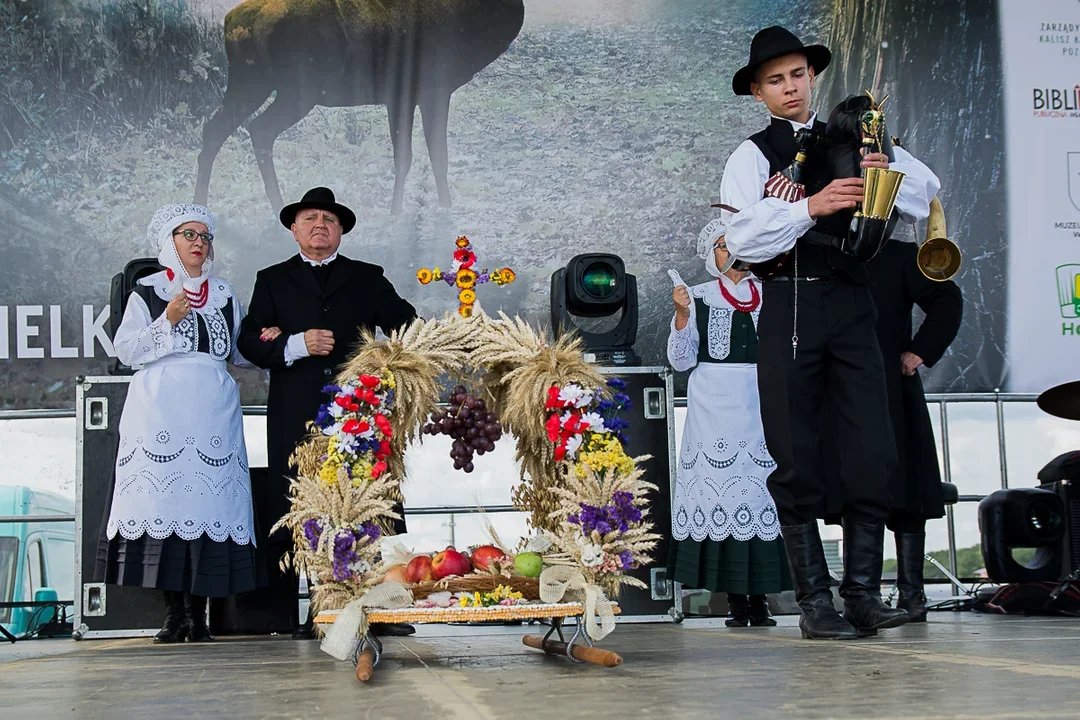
[
  {"xmin": 97, "ymin": 204, "xmax": 270, "ymax": 643},
  {"xmin": 666, "ymin": 216, "xmax": 791, "ymax": 627}
]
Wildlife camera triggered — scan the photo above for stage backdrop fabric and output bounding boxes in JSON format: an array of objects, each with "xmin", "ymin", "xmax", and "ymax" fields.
[{"xmin": 0, "ymin": 0, "xmax": 1058, "ymax": 408}]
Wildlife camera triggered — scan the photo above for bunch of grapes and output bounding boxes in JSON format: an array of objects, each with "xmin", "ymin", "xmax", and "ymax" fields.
[{"xmin": 422, "ymin": 386, "xmax": 503, "ymax": 473}]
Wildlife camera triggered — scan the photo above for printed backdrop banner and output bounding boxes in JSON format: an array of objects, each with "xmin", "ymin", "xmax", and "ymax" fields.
[
  {"xmin": 1001, "ymin": 0, "xmax": 1080, "ymax": 392},
  {"xmin": 0, "ymin": 0, "xmax": 1013, "ymax": 409}
]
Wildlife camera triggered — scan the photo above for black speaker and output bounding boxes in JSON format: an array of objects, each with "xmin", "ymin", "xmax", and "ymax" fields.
[
  {"xmin": 109, "ymin": 258, "xmax": 163, "ymax": 376},
  {"xmin": 978, "ymin": 488, "xmax": 1067, "ymax": 584}
]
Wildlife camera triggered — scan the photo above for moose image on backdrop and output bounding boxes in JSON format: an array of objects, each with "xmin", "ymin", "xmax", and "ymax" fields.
[{"xmin": 0, "ymin": 0, "xmax": 1004, "ymax": 409}]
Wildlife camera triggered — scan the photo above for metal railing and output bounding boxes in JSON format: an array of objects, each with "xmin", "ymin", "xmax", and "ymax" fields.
[{"xmin": 0, "ymin": 392, "xmax": 1041, "ymax": 593}]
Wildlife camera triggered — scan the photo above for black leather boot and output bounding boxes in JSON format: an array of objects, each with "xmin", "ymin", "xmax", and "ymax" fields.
[
  {"xmin": 895, "ymin": 532, "xmax": 928, "ymax": 622},
  {"xmin": 748, "ymin": 595, "xmax": 777, "ymax": 626},
  {"xmin": 781, "ymin": 522, "xmax": 857, "ymax": 640},
  {"xmin": 725, "ymin": 594, "xmax": 749, "ymax": 627},
  {"xmin": 840, "ymin": 519, "xmax": 910, "ymax": 636},
  {"xmin": 292, "ymin": 612, "xmax": 315, "ymax": 640},
  {"xmin": 153, "ymin": 590, "xmax": 188, "ymax": 643},
  {"xmin": 186, "ymin": 593, "xmax": 215, "ymax": 642}
]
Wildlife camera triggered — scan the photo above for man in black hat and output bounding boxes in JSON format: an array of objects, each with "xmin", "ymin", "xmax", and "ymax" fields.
[
  {"xmin": 236, "ymin": 187, "xmax": 417, "ymax": 638},
  {"xmin": 718, "ymin": 27, "xmax": 941, "ymax": 640}
]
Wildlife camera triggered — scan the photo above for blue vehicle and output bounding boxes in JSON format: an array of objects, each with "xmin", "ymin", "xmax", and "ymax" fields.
[{"xmin": 0, "ymin": 486, "xmax": 76, "ymax": 638}]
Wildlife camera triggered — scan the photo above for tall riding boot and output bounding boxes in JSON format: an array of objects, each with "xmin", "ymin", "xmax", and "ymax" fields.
[
  {"xmin": 840, "ymin": 519, "xmax": 910, "ymax": 636},
  {"xmin": 186, "ymin": 593, "xmax": 215, "ymax": 642},
  {"xmin": 781, "ymin": 522, "xmax": 857, "ymax": 640},
  {"xmin": 748, "ymin": 595, "xmax": 777, "ymax": 627},
  {"xmin": 725, "ymin": 594, "xmax": 749, "ymax": 627},
  {"xmin": 153, "ymin": 590, "xmax": 188, "ymax": 643},
  {"xmin": 895, "ymin": 532, "xmax": 928, "ymax": 622}
]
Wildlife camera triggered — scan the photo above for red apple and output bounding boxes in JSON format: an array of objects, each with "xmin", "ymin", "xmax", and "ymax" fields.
[
  {"xmin": 431, "ymin": 547, "xmax": 471, "ymax": 579},
  {"xmin": 471, "ymin": 545, "xmax": 506, "ymax": 571},
  {"xmin": 406, "ymin": 555, "xmax": 435, "ymax": 583}
]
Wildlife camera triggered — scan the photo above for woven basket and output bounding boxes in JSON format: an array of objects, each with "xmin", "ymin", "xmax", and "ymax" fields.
[{"xmin": 408, "ymin": 575, "xmax": 541, "ymax": 600}]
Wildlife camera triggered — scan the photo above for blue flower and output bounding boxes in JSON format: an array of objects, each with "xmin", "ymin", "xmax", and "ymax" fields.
[
  {"xmin": 606, "ymin": 378, "xmax": 627, "ymax": 391},
  {"xmin": 321, "ymin": 384, "xmax": 342, "ymax": 395}
]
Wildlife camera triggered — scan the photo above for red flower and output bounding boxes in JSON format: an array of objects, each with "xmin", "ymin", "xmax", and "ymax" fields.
[
  {"xmin": 546, "ymin": 413, "xmax": 562, "ymax": 442},
  {"xmin": 374, "ymin": 414, "xmax": 393, "ymax": 437},
  {"xmin": 545, "ymin": 386, "xmax": 562, "ymax": 410},
  {"xmin": 340, "ymin": 419, "xmax": 370, "ymax": 435},
  {"xmin": 554, "ymin": 444, "xmax": 567, "ymax": 462},
  {"xmin": 376, "ymin": 440, "xmax": 392, "ymax": 460},
  {"xmin": 359, "ymin": 375, "xmax": 381, "ymax": 388},
  {"xmin": 372, "ymin": 460, "xmax": 388, "ymax": 478},
  {"xmin": 453, "ymin": 248, "xmax": 477, "ymax": 268},
  {"xmin": 563, "ymin": 411, "xmax": 583, "ymax": 434},
  {"xmin": 356, "ymin": 388, "xmax": 378, "ymax": 405}
]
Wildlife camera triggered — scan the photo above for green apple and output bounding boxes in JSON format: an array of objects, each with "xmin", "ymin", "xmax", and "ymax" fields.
[{"xmin": 514, "ymin": 552, "xmax": 543, "ymax": 578}]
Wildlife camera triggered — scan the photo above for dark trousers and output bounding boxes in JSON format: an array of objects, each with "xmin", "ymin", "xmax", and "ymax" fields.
[{"xmin": 757, "ymin": 279, "xmax": 895, "ymax": 525}]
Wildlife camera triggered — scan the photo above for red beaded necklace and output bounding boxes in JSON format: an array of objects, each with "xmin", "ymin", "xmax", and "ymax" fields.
[{"xmin": 718, "ymin": 278, "xmax": 760, "ymax": 313}]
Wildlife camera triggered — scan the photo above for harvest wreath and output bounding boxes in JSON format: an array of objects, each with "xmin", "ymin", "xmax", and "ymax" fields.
[{"xmin": 270, "ymin": 311, "xmax": 659, "ymax": 678}]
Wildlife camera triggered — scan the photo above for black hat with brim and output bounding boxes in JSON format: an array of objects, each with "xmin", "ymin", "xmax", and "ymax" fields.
[
  {"xmin": 279, "ymin": 187, "xmax": 357, "ymax": 234},
  {"xmin": 1038, "ymin": 380, "xmax": 1080, "ymax": 421},
  {"xmin": 732, "ymin": 26, "xmax": 831, "ymax": 96}
]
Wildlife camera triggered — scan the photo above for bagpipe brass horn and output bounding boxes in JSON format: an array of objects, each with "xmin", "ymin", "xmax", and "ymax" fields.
[{"xmin": 917, "ymin": 196, "xmax": 962, "ymax": 282}]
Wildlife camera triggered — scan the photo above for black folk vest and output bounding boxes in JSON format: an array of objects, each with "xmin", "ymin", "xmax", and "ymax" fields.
[
  {"xmin": 748, "ymin": 118, "xmax": 870, "ymax": 285},
  {"xmin": 693, "ymin": 296, "xmax": 757, "ymax": 365}
]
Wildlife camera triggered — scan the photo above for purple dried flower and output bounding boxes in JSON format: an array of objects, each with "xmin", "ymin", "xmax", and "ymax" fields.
[
  {"xmin": 302, "ymin": 518, "xmax": 323, "ymax": 552},
  {"xmin": 619, "ymin": 550, "xmax": 634, "ymax": 569}
]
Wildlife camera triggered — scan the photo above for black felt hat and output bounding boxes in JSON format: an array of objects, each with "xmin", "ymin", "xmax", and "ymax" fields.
[
  {"xmin": 732, "ymin": 26, "xmax": 831, "ymax": 96},
  {"xmin": 1038, "ymin": 380, "xmax": 1080, "ymax": 421},
  {"xmin": 279, "ymin": 187, "xmax": 357, "ymax": 234}
]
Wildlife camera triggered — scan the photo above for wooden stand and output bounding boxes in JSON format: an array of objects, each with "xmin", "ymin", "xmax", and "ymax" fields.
[{"xmin": 314, "ymin": 602, "xmax": 622, "ymax": 682}]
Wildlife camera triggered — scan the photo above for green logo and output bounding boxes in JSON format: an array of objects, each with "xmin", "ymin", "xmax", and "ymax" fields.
[{"xmin": 1058, "ymin": 264, "xmax": 1080, "ymax": 319}]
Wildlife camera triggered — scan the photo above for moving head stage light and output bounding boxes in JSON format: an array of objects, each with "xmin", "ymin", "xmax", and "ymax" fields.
[
  {"xmin": 979, "ymin": 487, "xmax": 1067, "ymax": 584},
  {"xmin": 550, "ymin": 253, "xmax": 640, "ymax": 366}
]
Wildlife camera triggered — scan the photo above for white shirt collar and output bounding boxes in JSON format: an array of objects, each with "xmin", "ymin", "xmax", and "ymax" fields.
[
  {"xmin": 770, "ymin": 111, "xmax": 817, "ymax": 132},
  {"xmin": 299, "ymin": 251, "xmax": 338, "ymax": 267}
]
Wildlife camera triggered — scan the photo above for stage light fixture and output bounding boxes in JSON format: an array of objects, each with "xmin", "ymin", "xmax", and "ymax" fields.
[
  {"xmin": 979, "ymin": 487, "xmax": 1066, "ymax": 584},
  {"xmin": 109, "ymin": 257, "xmax": 163, "ymax": 376},
  {"xmin": 550, "ymin": 253, "xmax": 640, "ymax": 366}
]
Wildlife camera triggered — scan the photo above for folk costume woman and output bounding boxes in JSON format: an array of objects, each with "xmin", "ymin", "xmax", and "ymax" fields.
[
  {"xmin": 666, "ymin": 218, "xmax": 791, "ymax": 626},
  {"xmin": 97, "ymin": 204, "xmax": 264, "ymax": 643}
]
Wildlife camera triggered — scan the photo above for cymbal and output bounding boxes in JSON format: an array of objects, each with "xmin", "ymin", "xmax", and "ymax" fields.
[{"xmin": 1037, "ymin": 380, "xmax": 1080, "ymax": 421}]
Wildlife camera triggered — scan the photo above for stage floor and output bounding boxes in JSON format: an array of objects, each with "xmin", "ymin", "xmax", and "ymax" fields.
[{"xmin": 3, "ymin": 613, "xmax": 1078, "ymax": 719}]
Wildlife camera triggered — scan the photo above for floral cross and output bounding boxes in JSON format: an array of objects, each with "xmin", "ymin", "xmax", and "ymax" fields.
[{"xmin": 416, "ymin": 236, "xmax": 516, "ymax": 317}]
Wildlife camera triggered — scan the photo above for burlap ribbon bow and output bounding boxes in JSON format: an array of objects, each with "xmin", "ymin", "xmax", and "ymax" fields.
[
  {"xmin": 319, "ymin": 581, "xmax": 414, "ymax": 661},
  {"xmin": 539, "ymin": 566, "xmax": 616, "ymax": 642}
]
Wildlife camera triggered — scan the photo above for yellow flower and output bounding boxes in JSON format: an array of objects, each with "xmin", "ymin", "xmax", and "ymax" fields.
[
  {"xmin": 416, "ymin": 268, "xmax": 433, "ymax": 285},
  {"xmin": 456, "ymin": 268, "xmax": 477, "ymax": 289},
  {"xmin": 382, "ymin": 368, "xmax": 397, "ymax": 390},
  {"xmin": 458, "ymin": 304, "xmax": 474, "ymax": 318},
  {"xmin": 456, "ymin": 236, "xmax": 470, "ymax": 248},
  {"xmin": 494, "ymin": 268, "xmax": 516, "ymax": 285},
  {"xmin": 458, "ymin": 288, "xmax": 476, "ymax": 304},
  {"xmin": 432, "ymin": 267, "xmax": 443, "ymax": 281}
]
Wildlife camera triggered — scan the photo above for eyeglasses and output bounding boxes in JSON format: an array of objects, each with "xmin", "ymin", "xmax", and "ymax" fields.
[{"xmin": 173, "ymin": 229, "xmax": 214, "ymax": 244}]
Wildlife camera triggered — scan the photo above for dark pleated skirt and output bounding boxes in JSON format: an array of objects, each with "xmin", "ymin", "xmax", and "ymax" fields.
[
  {"xmin": 668, "ymin": 535, "xmax": 793, "ymax": 595},
  {"xmin": 97, "ymin": 534, "xmax": 265, "ymax": 598}
]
